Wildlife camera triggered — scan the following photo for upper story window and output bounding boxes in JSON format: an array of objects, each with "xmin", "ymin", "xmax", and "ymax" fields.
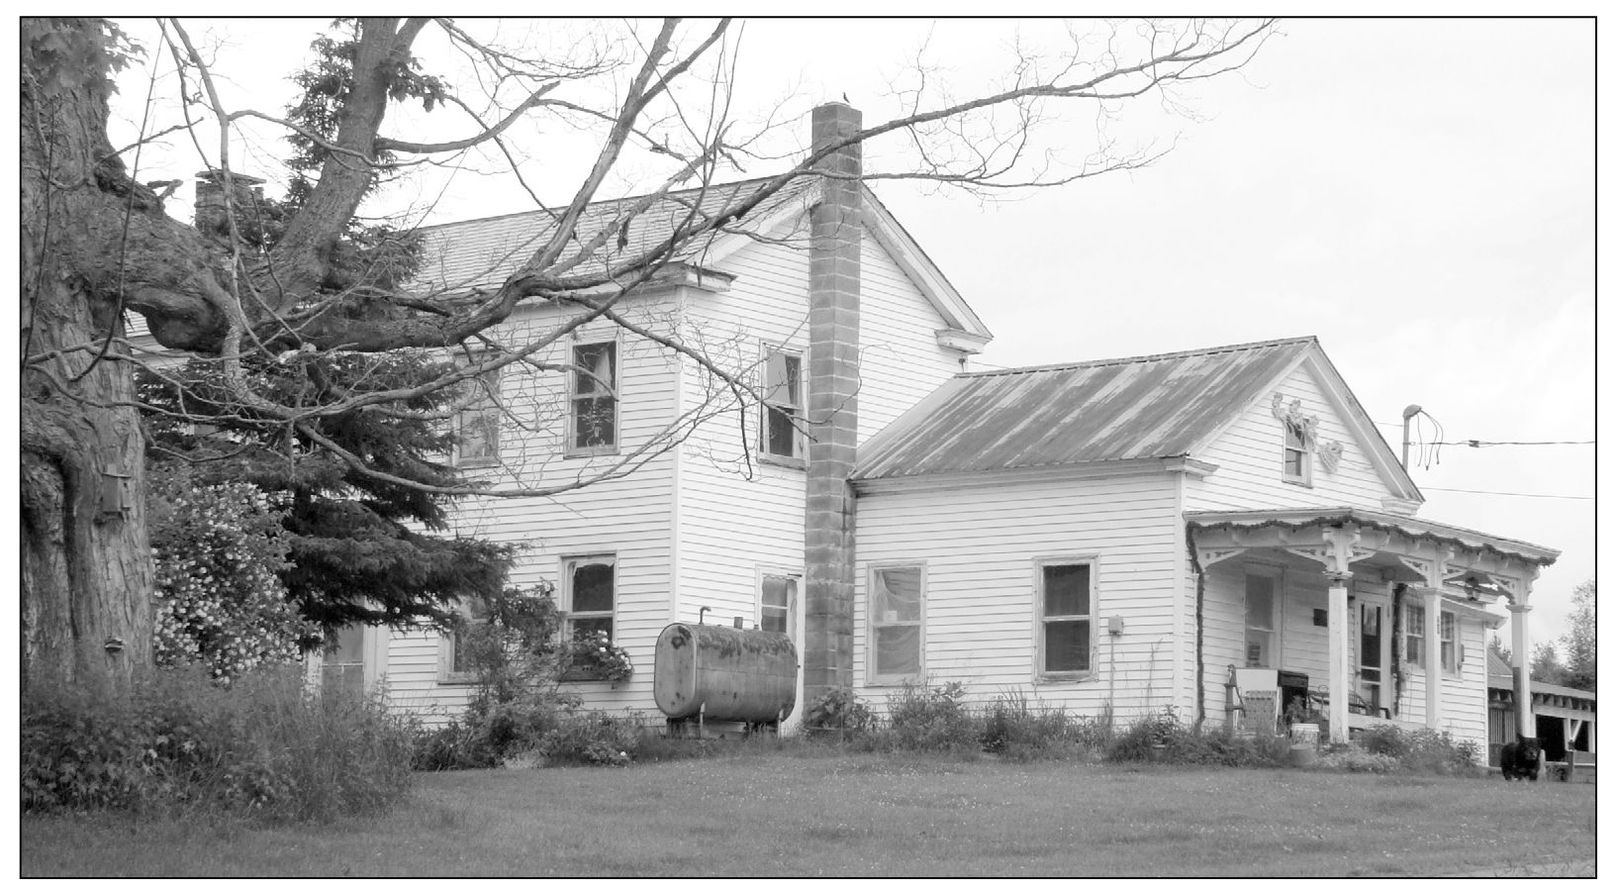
[
  {"xmin": 760, "ymin": 347, "xmax": 803, "ymax": 462},
  {"xmin": 870, "ymin": 566, "xmax": 923, "ymax": 683},
  {"xmin": 1283, "ymin": 421, "xmax": 1310, "ymax": 483},
  {"xmin": 1038, "ymin": 560, "xmax": 1094, "ymax": 678},
  {"xmin": 455, "ymin": 367, "xmax": 501, "ymax": 467},
  {"xmin": 1244, "ymin": 569, "xmax": 1280, "ymax": 668},
  {"xmin": 569, "ymin": 340, "xmax": 618, "ymax": 454},
  {"xmin": 564, "ymin": 554, "xmax": 616, "ymax": 643}
]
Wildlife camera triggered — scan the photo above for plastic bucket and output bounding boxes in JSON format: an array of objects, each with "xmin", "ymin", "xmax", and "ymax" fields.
[{"xmin": 1290, "ymin": 723, "xmax": 1321, "ymax": 750}]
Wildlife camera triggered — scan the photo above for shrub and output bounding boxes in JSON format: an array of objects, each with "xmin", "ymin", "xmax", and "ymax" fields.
[
  {"xmin": 538, "ymin": 712, "xmax": 642, "ymax": 766},
  {"xmin": 21, "ymin": 666, "xmax": 414, "ymax": 822},
  {"xmin": 979, "ymin": 691, "xmax": 1105, "ymax": 762},
  {"xmin": 1102, "ymin": 706, "xmax": 1289, "ymax": 767},
  {"xmin": 1105, "ymin": 705, "xmax": 1184, "ymax": 762},
  {"xmin": 1350, "ymin": 725, "xmax": 1485, "ymax": 776},
  {"xmin": 802, "ymin": 688, "xmax": 878, "ymax": 737},
  {"xmin": 884, "ymin": 682, "xmax": 982, "ymax": 754},
  {"xmin": 1317, "ymin": 747, "xmax": 1401, "ymax": 774}
]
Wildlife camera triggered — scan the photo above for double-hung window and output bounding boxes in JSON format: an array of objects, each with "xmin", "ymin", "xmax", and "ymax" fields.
[
  {"xmin": 1244, "ymin": 570, "xmax": 1279, "ymax": 668},
  {"xmin": 1440, "ymin": 611, "xmax": 1458, "ymax": 672},
  {"xmin": 760, "ymin": 573, "xmax": 798, "ymax": 636},
  {"xmin": 455, "ymin": 367, "xmax": 501, "ymax": 467},
  {"xmin": 564, "ymin": 555, "xmax": 616, "ymax": 643},
  {"xmin": 569, "ymin": 340, "xmax": 618, "ymax": 454},
  {"xmin": 869, "ymin": 566, "xmax": 923, "ymax": 683},
  {"xmin": 1283, "ymin": 420, "xmax": 1310, "ymax": 484},
  {"xmin": 760, "ymin": 348, "xmax": 803, "ymax": 461},
  {"xmin": 1038, "ymin": 561, "xmax": 1094, "ymax": 677},
  {"xmin": 1403, "ymin": 604, "xmax": 1426, "ymax": 665},
  {"xmin": 439, "ymin": 599, "xmax": 489, "ymax": 684}
]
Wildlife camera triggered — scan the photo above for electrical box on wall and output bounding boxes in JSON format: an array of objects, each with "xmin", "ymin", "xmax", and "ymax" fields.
[{"xmin": 1107, "ymin": 615, "xmax": 1124, "ymax": 636}]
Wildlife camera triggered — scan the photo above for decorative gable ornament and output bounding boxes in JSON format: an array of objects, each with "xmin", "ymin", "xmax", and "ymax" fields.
[
  {"xmin": 1319, "ymin": 440, "xmax": 1344, "ymax": 474},
  {"xmin": 1270, "ymin": 394, "xmax": 1319, "ymax": 447}
]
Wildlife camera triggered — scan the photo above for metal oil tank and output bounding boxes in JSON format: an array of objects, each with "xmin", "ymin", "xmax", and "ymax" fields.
[{"xmin": 653, "ymin": 622, "xmax": 797, "ymax": 723}]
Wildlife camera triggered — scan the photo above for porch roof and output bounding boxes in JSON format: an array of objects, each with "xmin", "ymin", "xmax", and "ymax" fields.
[{"xmin": 1185, "ymin": 506, "xmax": 1560, "ymax": 567}]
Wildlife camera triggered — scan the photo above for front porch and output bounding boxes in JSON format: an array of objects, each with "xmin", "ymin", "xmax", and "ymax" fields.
[{"xmin": 1189, "ymin": 507, "xmax": 1559, "ymax": 748}]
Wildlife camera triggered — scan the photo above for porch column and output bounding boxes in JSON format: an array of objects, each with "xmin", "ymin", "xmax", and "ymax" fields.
[
  {"xmin": 1325, "ymin": 569, "xmax": 1353, "ymax": 744},
  {"xmin": 1507, "ymin": 602, "xmax": 1534, "ymax": 738},
  {"xmin": 1424, "ymin": 587, "xmax": 1441, "ymax": 729}
]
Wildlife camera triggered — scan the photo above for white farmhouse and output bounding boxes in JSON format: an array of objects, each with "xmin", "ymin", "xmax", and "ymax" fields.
[{"xmin": 271, "ymin": 103, "xmax": 1556, "ymax": 753}]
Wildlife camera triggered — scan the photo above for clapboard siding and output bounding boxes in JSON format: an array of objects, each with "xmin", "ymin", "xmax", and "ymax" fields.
[
  {"xmin": 1187, "ymin": 362, "xmax": 1393, "ymax": 512},
  {"xmin": 853, "ymin": 473, "xmax": 1182, "ymax": 723},
  {"xmin": 381, "ymin": 299, "xmax": 688, "ymax": 718}
]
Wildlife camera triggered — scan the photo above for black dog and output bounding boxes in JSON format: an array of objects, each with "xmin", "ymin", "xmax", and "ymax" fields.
[{"xmin": 1500, "ymin": 738, "xmax": 1542, "ymax": 781}]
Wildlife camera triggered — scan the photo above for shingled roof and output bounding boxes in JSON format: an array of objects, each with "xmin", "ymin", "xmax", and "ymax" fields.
[
  {"xmin": 411, "ymin": 175, "xmax": 818, "ymax": 294},
  {"xmin": 853, "ymin": 336, "xmax": 1319, "ymax": 480}
]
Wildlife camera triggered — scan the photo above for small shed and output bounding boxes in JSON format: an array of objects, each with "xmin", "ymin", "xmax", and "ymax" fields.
[{"xmin": 1487, "ymin": 651, "xmax": 1595, "ymax": 780}]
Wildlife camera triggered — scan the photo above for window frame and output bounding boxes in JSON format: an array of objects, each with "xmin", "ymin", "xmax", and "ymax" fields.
[
  {"xmin": 1403, "ymin": 603, "xmax": 1426, "ymax": 666},
  {"xmin": 1034, "ymin": 556, "xmax": 1098, "ymax": 682},
  {"xmin": 1440, "ymin": 610, "xmax": 1459, "ymax": 674},
  {"xmin": 1243, "ymin": 565, "xmax": 1283, "ymax": 669},
  {"xmin": 567, "ymin": 337, "xmax": 621, "ymax": 457},
  {"xmin": 757, "ymin": 569, "xmax": 800, "ymax": 637},
  {"xmin": 867, "ymin": 563, "xmax": 925, "ymax": 685},
  {"xmin": 758, "ymin": 344, "xmax": 805, "ymax": 467},
  {"xmin": 562, "ymin": 553, "xmax": 618, "ymax": 644},
  {"xmin": 1282, "ymin": 419, "xmax": 1312, "ymax": 486},
  {"xmin": 453, "ymin": 364, "xmax": 503, "ymax": 468},
  {"xmin": 438, "ymin": 600, "xmax": 487, "ymax": 686}
]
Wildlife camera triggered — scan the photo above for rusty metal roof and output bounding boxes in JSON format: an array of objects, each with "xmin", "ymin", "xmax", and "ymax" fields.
[
  {"xmin": 413, "ymin": 175, "xmax": 817, "ymax": 294},
  {"xmin": 853, "ymin": 336, "xmax": 1318, "ymax": 480}
]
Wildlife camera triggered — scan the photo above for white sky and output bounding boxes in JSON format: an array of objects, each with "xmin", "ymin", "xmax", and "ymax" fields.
[{"xmin": 104, "ymin": 17, "xmax": 1597, "ymax": 654}]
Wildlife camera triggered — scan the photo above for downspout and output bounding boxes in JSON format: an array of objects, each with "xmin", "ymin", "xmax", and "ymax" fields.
[{"xmin": 1185, "ymin": 523, "xmax": 1207, "ymax": 732}]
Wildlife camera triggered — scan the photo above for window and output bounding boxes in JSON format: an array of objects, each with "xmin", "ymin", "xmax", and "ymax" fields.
[
  {"xmin": 321, "ymin": 623, "xmax": 366, "ymax": 697},
  {"xmin": 455, "ymin": 368, "xmax": 501, "ymax": 466},
  {"xmin": 1038, "ymin": 561, "xmax": 1094, "ymax": 677},
  {"xmin": 569, "ymin": 341, "xmax": 618, "ymax": 453},
  {"xmin": 1244, "ymin": 570, "xmax": 1279, "ymax": 668},
  {"xmin": 760, "ymin": 348, "xmax": 803, "ymax": 461},
  {"xmin": 1440, "ymin": 611, "xmax": 1458, "ymax": 672},
  {"xmin": 564, "ymin": 555, "xmax": 616, "ymax": 643},
  {"xmin": 1283, "ymin": 420, "xmax": 1310, "ymax": 483},
  {"xmin": 870, "ymin": 566, "xmax": 923, "ymax": 682},
  {"xmin": 760, "ymin": 573, "xmax": 798, "ymax": 635},
  {"xmin": 1403, "ymin": 604, "xmax": 1425, "ymax": 665},
  {"xmin": 439, "ymin": 599, "xmax": 488, "ymax": 684}
]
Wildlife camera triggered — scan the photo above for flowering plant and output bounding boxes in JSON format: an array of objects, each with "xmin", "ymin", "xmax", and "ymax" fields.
[{"xmin": 560, "ymin": 630, "xmax": 633, "ymax": 685}]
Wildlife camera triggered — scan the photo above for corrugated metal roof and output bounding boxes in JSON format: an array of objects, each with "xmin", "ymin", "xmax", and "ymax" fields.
[
  {"xmin": 1185, "ymin": 506, "xmax": 1560, "ymax": 565},
  {"xmin": 854, "ymin": 336, "xmax": 1317, "ymax": 480},
  {"xmin": 412, "ymin": 175, "xmax": 817, "ymax": 294}
]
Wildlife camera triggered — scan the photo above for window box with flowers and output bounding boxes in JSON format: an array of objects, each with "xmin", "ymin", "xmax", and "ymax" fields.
[{"xmin": 559, "ymin": 630, "xmax": 634, "ymax": 685}]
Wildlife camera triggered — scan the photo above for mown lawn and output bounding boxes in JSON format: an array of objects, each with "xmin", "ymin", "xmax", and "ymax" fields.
[{"xmin": 20, "ymin": 751, "xmax": 1596, "ymax": 877}]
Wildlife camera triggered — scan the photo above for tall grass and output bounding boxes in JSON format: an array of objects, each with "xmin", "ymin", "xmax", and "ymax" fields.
[{"xmin": 21, "ymin": 666, "xmax": 415, "ymax": 823}]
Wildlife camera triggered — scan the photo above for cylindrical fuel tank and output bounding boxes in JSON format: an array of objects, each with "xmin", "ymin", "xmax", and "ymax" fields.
[{"xmin": 653, "ymin": 622, "xmax": 798, "ymax": 722}]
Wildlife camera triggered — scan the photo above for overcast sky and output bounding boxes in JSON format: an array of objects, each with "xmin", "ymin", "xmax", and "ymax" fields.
[{"xmin": 107, "ymin": 17, "xmax": 1597, "ymax": 652}]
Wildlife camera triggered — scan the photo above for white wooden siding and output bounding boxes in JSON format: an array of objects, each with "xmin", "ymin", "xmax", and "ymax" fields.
[
  {"xmin": 1187, "ymin": 362, "xmax": 1394, "ymax": 512},
  {"xmin": 853, "ymin": 473, "xmax": 1182, "ymax": 724}
]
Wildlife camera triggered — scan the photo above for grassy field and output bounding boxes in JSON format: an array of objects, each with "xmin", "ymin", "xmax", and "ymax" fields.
[{"xmin": 20, "ymin": 750, "xmax": 1596, "ymax": 877}]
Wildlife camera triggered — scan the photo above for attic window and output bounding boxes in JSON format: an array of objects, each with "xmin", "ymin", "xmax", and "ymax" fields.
[{"xmin": 1283, "ymin": 421, "xmax": 1310, "ymax": 484}]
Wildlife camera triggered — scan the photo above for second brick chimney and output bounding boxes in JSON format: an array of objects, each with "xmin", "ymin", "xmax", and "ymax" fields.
[{"xmin": 802, "ymin": 102, "xmax": 863, "ymax": 707}]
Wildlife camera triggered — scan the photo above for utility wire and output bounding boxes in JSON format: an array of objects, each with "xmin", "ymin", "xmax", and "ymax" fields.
[
  {"xmin": 1430, "ymin": 440, "xmax": 1594, "ymax": 447},
  {"xmin": 1423, "ymin": 486, "xmax": 1594, "ymax": 501}
]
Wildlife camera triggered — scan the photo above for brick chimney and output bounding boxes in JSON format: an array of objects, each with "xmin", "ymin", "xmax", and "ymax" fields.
[
  {"xmin": 802, "ymin": 102, "xmax": 862, "ymax": 707},
  {"xmin": 193, "ymin": 169, "xmax": 266, "ymax": 242}
]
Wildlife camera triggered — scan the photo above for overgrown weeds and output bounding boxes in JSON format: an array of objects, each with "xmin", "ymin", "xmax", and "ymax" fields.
[{"xmin": 21, "ymin": 666, "xmax": 414, "ymax": 822}]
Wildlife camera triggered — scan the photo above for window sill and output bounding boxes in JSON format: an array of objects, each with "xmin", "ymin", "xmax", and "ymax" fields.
[
  {"xmin": 456, "ymin": 458, "xmax": 500, "ymax": 470},
  {"xmin": 757, "ymin": 453, "xmax": 805, "ymax": 471},
  {"xmin": 437, "ymin": 675, "xmax": 477, "ymax": 687},
  {"xmin": 565, "ymin": 445, "xmax": 621, "ymax": 459},
  {"xmin": 1282, "ymin": 475, "xmax": 1313, "ymax": 488},
  {"xmin": 1034, "ymin": 672, "xmax": 1095, "ymax": 685},
  {"xmin": 865, "ymin": 675, "xmax": 922, "ymax": 687}
]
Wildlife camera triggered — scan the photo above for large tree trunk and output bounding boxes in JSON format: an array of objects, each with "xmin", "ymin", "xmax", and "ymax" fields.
[{"xmin": 21, "ymin": 20, "xmax": 157, "ymax": 691}]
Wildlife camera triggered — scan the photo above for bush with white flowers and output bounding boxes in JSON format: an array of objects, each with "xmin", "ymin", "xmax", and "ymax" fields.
[{"xmin": 148, "ymin": 468, "xmax": 317, "ymax": 681}]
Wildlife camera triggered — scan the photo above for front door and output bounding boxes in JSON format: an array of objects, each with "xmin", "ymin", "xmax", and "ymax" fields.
[{"xmin": 1354, "ymin": 602, "xmax": 1384, "ymax": 713}]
